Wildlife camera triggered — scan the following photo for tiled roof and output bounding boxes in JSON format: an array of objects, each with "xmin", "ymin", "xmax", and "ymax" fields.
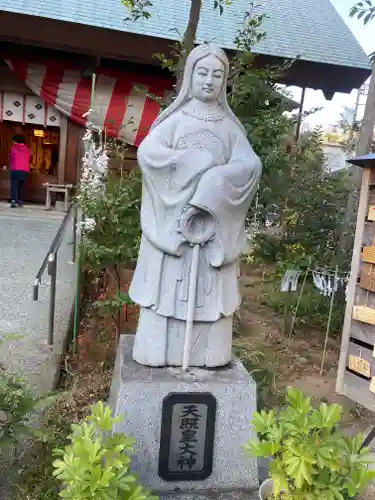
[
  {"xmin": 348, "ymin": 153, "xmax": 375, "ymax": 167},
  {"xmin": 0, "ymin": 0, "xmax": 370, "ymax": 70}
]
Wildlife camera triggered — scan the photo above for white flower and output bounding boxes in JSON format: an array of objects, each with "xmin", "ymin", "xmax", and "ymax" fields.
[
  {"xmin": 82, "ymin": 217, "xmax": 96, "ymax": 232},
  {"xmin": 78, "ymin": 127, "xmax": 109, "ymax": 204}
]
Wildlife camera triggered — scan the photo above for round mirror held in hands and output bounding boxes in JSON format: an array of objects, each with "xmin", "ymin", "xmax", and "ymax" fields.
[{"xmin": 179, "ymin": 206, "xmax": 215, "ymax": 245}]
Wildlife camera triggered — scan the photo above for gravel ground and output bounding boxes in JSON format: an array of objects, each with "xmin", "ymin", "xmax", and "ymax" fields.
[
  {"xmin": 0, "ymin": 209, "xmax": 76, "ymax": 395},
  {"xmin": 0, "ymin": 208, "xmax": 77, "ymax": 498}
]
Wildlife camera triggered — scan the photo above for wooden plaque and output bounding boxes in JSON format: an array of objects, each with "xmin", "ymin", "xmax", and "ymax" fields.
[
  {"xmin": 368, "ymin": 205, "xmax": 375, "ymax": 221},
  {"xmin": 348, "ymin": 355, "xmax": 371, "ymax": 378},
  {"xmin": 362, "ymin": 246, "xmax": 375, "ymax": 264},
  {"xmin": 360, "ymin": 263, "xmax": 375, "ymax": 292}
]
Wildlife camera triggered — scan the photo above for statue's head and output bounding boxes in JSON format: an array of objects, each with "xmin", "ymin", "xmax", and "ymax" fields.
[
  {"xmin": 191, "ymin": 54, "xmax": 224, "ymax": 103},
  {"xmin": 185, "ymin": 44, "xmax": 229, "ymax": 104},
  {"xmin": 151, "ymin": 44, "xmax": 245, "ymax": 133}
]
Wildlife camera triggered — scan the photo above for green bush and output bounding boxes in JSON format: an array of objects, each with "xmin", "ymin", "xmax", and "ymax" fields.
[
  {"xmin": 52, "ymin": 401, "xmax": 156, "ymax": 500},
  {"xmin": 0, "ymin": 336, "xmax": 57, "ymax": 459},
  {"xmin": 251, "ymin": 233, "xmax": 284, "ymax": 264},
  {"xmin": 79, "ymin": 170, "xmax": 142, "ymax": 336},
  {"xmin": 15, "ymin": 412, "xmax": 70, "ymax": 500},
  {"xmin": 246, "ymin": 388, "xmax": 375, "ymax": 499},
  {"xmin": 262, "ymin": 280, "xmax": 345, "ymax": 334},
  {"xmin": 80, "ymin": 171, "xmax": 142, "ymax": 271},
  {"xmin": 233, "ymin": 344, "xmax": 275, "ymax": 409},
  {"xmin": 0, "ymin": 372, "xmax": 40, "ymax": 451}
]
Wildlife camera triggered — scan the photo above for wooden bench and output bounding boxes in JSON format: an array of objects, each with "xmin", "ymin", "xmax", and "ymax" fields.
[{"xmin": 43, "ymin": 183, "xmax": 73, "ymax": 212}]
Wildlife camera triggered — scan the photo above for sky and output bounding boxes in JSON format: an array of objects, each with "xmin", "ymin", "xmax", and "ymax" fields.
[{"xmin": 292, "ymin": 0, "xmax": 374, "ymax": 130}]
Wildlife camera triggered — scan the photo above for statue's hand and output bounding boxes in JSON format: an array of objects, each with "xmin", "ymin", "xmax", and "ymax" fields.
[{"xmin": 178, "ymin": 206, "xmax": 215, "ymax": 245}]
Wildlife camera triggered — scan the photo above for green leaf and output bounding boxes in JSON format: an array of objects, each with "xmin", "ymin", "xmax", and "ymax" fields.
[
  {"xmin": 319, "ymin": 402, "xmax": 342, "ymax": 429},
  {"xmin": 251, "ymin": 409, "xmax": 276, "ymax": 433},
  {"xmin": 51, "ymin": 401, "xmax": 155, "ymax": 500},
  {"xmin": 286, "ymin": 387, "xmax": 312, "ymax": 413}
]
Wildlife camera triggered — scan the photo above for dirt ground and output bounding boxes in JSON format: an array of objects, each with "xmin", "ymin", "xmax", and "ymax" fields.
[
  {"xmin": 239, "ymin": 264, "xmax": 374, "ymax": 429},
  {"xmin": 75, "ymin": 264, "xmax": 373, "ymax": 429}
]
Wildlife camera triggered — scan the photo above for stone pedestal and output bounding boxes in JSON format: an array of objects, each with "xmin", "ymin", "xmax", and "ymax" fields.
[{"xmin": 109, "ymin": 335, "xmax": 259, "ymax": 498}]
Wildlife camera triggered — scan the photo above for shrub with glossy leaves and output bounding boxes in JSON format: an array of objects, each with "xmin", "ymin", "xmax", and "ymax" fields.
[
  {"xmin": 246, "ymin": 388, "xmax": 375, "ymax": 500},
  {"xmin": 52, "ymin": 401, "xmax": 157, "ymax": 500}
]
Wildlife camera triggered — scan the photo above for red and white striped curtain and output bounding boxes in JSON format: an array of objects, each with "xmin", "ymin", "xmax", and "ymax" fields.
[{"xmin": 5, "ymin": 58, "xmax": 173, "ymax": 146}]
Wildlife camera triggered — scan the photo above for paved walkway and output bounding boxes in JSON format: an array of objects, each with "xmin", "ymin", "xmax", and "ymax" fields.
[{"xmin": 0, "ymin": 203, "xmax": 77, "ymax": 396}]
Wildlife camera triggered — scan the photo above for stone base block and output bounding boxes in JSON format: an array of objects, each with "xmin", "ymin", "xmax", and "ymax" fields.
[
  {"xmin": 159, "ymin": 489, "xmax": 259, "ymax": 500},
  {"xmin": 109, "ymin": 335, "xmax": 258, "ymax": 494}
]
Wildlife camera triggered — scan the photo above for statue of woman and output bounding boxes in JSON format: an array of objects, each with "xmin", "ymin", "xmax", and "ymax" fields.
[{"xmin": 129, "ymin": 44, "xmax": 262, "ymax": 368}]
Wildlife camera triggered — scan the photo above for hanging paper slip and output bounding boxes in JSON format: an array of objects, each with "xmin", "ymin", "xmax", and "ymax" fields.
[
  {"xmin": 348, "ymin": 355, "xmax": 371, "ymax": 378},
  {"xmin": 370, "ymin": 377, "xmax": 375, "ymax": 394},
  {"xmin": 280, "ymin": 270, "xmax": 301, "ymax": 292}
]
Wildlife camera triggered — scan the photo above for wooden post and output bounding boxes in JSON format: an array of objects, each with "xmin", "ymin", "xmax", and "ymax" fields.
[
  {"xmin": 45, "ymin": 183, "xmax": 51, "ymax": 210},
  {"xmin": 295, "ymin": 87, "xmax": 306, "ymax": 141},
  {"xmin": 289, "ymin": 261, "xmax": 311, "ymax": 340},
  {"xmin": 341, "ymin": 64, "xmax": 375, "ymax": 256},
  {"xmin": 64, "ymin": 186, "xmax": 69, "ymax": 212},
  {"xmin": 347, "ymin": 88, "xmax": 361, "ymax": 153},
  {"xmin": 357, "ymin": 64, "xmax": 375, "ymax": 157},
  {"xmin": 336, "ymin": 168, "xmax": 371, "ymax": 394},
  {"xmin": 351, "ymin": 65, "xmax": 375, "ymax": 191},
  {"xmin": 58, "ymin": 115, "xmax": 68, "ymax": 184},
  {"xmin": 320, "ymin": 265, "xmax": 339, "ymax": 376}
]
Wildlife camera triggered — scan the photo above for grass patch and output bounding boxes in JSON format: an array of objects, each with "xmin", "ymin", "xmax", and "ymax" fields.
[
  {"xmin": 233, "ymin": 342, "xmax": 281, "ymax": 409},
  {"xmin": 13, "ymin": 344, "xmax": 115, "ymax": 499},
  {"xmin": 14, "ymin": 408, "xmax": 69, "ymax": 500},
  {"xmin": 260, "ymin": 279, "xmax": 345, "ymax": 335}
]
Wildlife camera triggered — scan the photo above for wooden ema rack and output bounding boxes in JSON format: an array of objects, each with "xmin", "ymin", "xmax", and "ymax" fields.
[{"xmin": 337, "ymin": 160, "xmax": 375, "ymax": 413}]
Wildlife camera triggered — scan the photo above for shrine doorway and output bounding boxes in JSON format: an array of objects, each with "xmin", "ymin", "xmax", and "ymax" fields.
[{"xmin": 0, "ymin": 89, "xmax": 63, "ymax": 203}]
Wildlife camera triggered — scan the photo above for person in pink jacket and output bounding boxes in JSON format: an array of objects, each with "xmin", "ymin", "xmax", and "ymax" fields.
[{"xmin": 10, "ymin": 134, "xmax": 31, "ymax": 208}]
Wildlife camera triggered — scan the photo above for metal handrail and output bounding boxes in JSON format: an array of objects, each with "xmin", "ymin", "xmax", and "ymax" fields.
[{"xmin": 33, "ymin": 202, "xmax": 78, "ymax": 345}]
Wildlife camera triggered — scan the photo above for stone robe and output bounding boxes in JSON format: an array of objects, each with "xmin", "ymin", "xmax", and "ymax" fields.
[{"xmin": 129, "ymin": 102, "xmax": 262, "ymax": 367}]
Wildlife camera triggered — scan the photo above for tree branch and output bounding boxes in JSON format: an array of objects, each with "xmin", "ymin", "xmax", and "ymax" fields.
[{"xmin": 175, "ymin": 0, "xmax": 202, "ymax": 92}]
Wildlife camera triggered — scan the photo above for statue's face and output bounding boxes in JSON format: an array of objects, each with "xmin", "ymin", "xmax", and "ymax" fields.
[{"xmin": 191, "ymin": 55, "xmax": 225, "ymax": 103}]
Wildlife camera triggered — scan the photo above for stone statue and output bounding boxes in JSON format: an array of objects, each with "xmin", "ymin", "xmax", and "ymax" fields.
[{"xmin": 129, "ymin": 43, "xmax": 262, "ymax": 368}]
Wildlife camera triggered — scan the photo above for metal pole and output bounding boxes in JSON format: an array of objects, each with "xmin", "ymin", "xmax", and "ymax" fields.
[
  {"xmin": 72, "ymin": 205, "xmax": 78, "ymax": 263},
  {"xmin": 33, "ymin": 279, "xmax": 39, "ymax": 301},
  {"xmin": 72, "ymin": 242, "xmax": 82, "ymax": 356},
  {"xmin": 48, "ymin": 253, "xmax": 58, "ymax": 345},
  {"xmin": 361, "ymin": 426, "xmax": 375, "ymax": 450}
]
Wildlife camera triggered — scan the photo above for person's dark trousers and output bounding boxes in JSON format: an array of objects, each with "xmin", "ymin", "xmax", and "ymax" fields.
[{"xmin": 10, "ymin": 170, "xmax": 28, "ymax": 205}]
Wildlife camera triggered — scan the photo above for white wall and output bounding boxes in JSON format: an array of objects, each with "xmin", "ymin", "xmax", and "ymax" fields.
[{"xmin": 323, "ymin": 143, "xmax": 349, "ymax": 172}]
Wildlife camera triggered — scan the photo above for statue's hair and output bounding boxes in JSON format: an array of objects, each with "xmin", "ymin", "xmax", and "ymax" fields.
[{"xmin": 151, "ymin": 43, "xmax": 246, "ymax": 134}]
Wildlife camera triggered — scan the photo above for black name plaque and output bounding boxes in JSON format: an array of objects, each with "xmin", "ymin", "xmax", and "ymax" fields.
[{"xmin": 158, "ymin": 392, "xmax": 216, "ymax": 481}]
